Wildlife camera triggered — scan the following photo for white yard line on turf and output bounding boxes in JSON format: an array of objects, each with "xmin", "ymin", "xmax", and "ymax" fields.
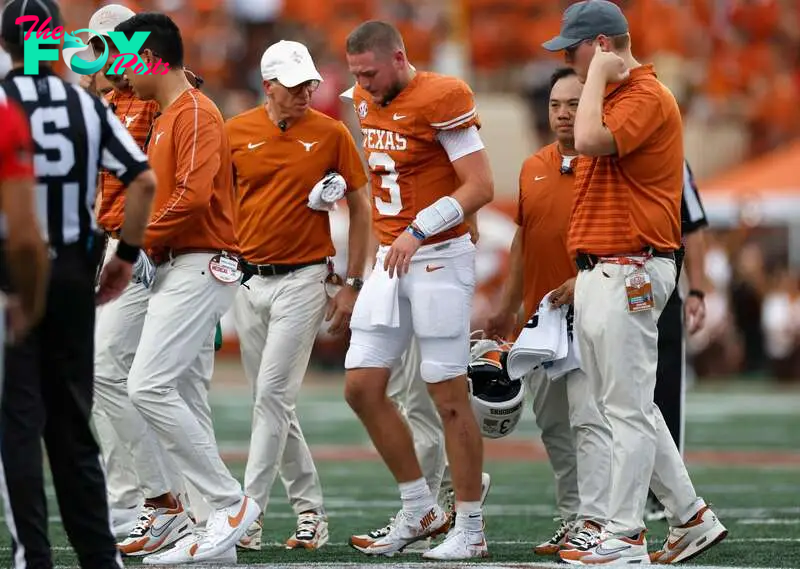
[{"xmin": 54, "ymin": 564, "xmax": 787, "ymax": 569}]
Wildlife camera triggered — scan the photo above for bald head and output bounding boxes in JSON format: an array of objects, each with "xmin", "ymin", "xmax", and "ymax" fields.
[{"xmin": 346, "ymin": 20, "xmax": 405, "ymax": 56}]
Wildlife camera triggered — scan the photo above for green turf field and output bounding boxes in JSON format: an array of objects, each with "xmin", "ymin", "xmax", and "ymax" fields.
[{"xmin": 2, "ymin": 366, "xmax": 799, "ymax": 568}]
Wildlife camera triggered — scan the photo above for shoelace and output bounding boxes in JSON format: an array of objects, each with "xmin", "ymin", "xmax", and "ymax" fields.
[
  {"xmin": 547, "ymin": 518, "xmax": 573, "ymax": 544},
  {"xmin": 367, "ymin": 517, "xmax": 394, "ymax": 539},
  {"xmin": 127, "ymin": 506, "xmax": 156, "ymax": 538},
  {"xmin": 295, "ymin": 513, "xmax": 320, "ymax": 541},
  {"xmin": 568, "ymin": 526, "xmax": 602, "ymax": 550}
]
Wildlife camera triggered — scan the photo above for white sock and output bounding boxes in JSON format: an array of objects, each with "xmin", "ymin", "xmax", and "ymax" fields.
[
  {"xmin": 399, "ymin": 478, "xmax": 435, "ymax": 512},
  {"xmin": 455, "ymin": 501, "xmax": 483, "ymax": 532}
]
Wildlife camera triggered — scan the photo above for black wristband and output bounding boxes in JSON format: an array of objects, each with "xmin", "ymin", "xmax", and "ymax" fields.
[
  {"xmin": 115, "ymin": 239, "xmax": 140, "ymax": 263},
  {"xmin": 688, "ymin": 289, "xmax": 705, "ymax": 300}
]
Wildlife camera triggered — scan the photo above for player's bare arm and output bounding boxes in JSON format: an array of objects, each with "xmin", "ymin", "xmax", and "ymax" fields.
[
  {"xmin": 326, "ymin": 185, "xmax": 371, "ymax": 335},
  {"xmin": 485, "ymin": 227, "xmax": 523, "ymax": 339},
  {"xmin": 683, "ymin": 228, "xmax": 708, "ymax": 335},
  {"xmin": 385, "ymin": 149, "xmax": 494, "ymax": 278},
  {"xmin": 1, "ymin": 177, "xmax": 49, "ymax": 340}
]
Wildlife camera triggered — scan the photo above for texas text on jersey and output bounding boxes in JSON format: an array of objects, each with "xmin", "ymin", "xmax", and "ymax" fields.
[{"xmin": 352, "ymin": 71, "xmax": 480, "ymax": 246}]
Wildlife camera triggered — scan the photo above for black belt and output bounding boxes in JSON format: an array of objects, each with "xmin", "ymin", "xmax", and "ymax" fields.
[
  {"xmin": 241, "ymin": 258, "xmax": 326, "ymax": 277},
  {"xmin": 575, "ymin": 248, "xmax": 675, "ymax": 272}
]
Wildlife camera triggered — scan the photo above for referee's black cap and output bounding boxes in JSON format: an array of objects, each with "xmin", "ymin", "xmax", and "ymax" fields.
[{"xmin": 1, "ymin": 0, "xmax": 63, "ymax": 46}]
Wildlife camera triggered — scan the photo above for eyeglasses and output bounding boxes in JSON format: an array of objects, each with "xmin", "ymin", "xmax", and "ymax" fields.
[{"xmin": 274, "ymin": 80, "xmax": 320, "ymax": 96}]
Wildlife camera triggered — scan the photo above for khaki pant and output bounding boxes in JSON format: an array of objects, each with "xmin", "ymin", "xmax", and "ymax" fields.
[{"xmin": 574, "ymin": 257, "xmax": 701, "ymax": 533}]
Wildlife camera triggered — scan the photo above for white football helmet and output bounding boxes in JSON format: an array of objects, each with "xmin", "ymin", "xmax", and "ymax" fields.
[{"xmin": 467, "ymin": 332, "xmax": 525, "ymax": 439}]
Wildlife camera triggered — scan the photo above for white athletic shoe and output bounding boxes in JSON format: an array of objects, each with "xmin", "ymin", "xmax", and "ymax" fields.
[
  {"xmin": 191, "ymin": 495, "xmax": 262, "ymax": 562},
  {"xmin": 349, "ymin": 517, "xmax": 430, "ymax": 554},
  {"xmin": 442, "ymin": 472, "xmax": 492, "ymax": 533},
  {"xmin": 534, "ymin": 518, "xmax": 576, "ymax": 555},
  {"xmin": 285, "ymin": 511, "xmax": 329, "ymax": 550},
  {"xmin": 650, "ymin": 505, "xmax": 728, "ymax": 564},
  {"xmin": 142, "ymin": 530, "xmax": 237, "ymax": 565},
  {"xmin": 560, "ymin": 530, "xmax": 649, "ymax": 565},
  {"xmin": 110, "ymin": 505, "xmax": 141, "ymax": 539},
  {"xmin": 117, "ymin": 498, "xmax": 194, "ymax": 557},
  {"xmin": 422, "ymin": 526, "xmax": 488, "ymax": 560},
  {"xmin": 350, "ymin": 505, "xmax": 450, "ymax": 556},
  {"xmin": 237, "ymin": 517, "xmax": 262, "ymax": 551}
]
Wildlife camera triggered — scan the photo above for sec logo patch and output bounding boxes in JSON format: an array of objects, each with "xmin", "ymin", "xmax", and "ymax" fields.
[{"xmin": 357, "ymin": 100, "xmax": 368, "ymax": 119}]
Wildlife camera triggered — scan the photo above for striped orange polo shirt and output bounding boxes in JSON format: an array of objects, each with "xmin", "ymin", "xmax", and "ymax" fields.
[
  {"xmin": 97, "ymin": 88, "xmax": 159, "ymax": 232},
  {"xmin": 568, "ymin": 64, "xmax": 683, "ymax": 257}
]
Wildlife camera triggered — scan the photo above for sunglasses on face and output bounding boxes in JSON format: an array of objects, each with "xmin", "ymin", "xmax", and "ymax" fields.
[{"xmin": 275, "ymin": 80, "xmax": 320, "ymax": 96}]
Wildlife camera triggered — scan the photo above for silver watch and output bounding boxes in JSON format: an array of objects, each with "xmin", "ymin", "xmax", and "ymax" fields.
[{"xmin": 346, "ymin": 277, "xmax": 364, "ymax": 291}]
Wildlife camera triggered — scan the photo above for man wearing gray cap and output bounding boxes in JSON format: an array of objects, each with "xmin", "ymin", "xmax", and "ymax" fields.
[{"xmin": 541, "ymin": 1, "xmax": 727, "ymax": 565}]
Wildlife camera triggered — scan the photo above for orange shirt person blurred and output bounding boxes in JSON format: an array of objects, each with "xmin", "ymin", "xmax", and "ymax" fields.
[{"xmin": 541, "ymin": 1, "xmax": 728, "ymax": 565}]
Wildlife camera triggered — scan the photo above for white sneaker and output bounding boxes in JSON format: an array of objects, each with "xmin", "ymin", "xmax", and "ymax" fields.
[
  {"xmin": 560, "ymin": 530, "xmax": 649, "ymax": 565},
  {"xmin": 110, "ymin": 505, "xmax": 141, "ymax": 539},
  {"xmin": 350, "ymin": 505, "xmax": 449, "ymax": 556},
  {"xmin": 191, "ymin": 495, "xmax": 261, "ymax": 562},
  {"xmin": 142, "ymin": 530, "xmax": 237, "ymax": 565},
  {"xmin": 285, "ymin": 511, "xmax": 329, "ymax": 550},
  {"xmin": 442, "ymin": 472, "xmax": 492, "ymax": 533},
  {"xmin": 422, "ymin": 526, "xmax": 488, "ymax": 560},
  {"xmin": 237, "ymin": 517, "xmax": 262, "ymax": 551},
  {"xmin": 650, "ymin": 505, "xmax": 728, "ymax": 564},
  {"xmin": 117, "ymin": 498, "xmax": 194, "ymax": 556}
]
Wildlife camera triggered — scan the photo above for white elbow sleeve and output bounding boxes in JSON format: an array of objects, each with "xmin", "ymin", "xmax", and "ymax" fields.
[{"xmin": 413, "ymin": 196, "xmax": 465, "ymax": 237}]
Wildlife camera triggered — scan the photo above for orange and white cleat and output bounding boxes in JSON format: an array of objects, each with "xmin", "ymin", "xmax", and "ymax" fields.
[
  {"xmin": 650, "ymin": 505, "xmax": 728, "ymax": 564},
  {"xmin": 285, "ymin": 511, "xmax": 329, "ymax": 550},
  {"xmin": 117, "ymin": 497, "xmax": 194, "ymax": 557},
  {"xmin": 560, "ymin": 530, "xmax": 649, "ymax": 565}
]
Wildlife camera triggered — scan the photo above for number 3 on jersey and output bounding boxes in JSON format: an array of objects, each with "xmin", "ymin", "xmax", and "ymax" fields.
[{"xmin": 369, "ymin": 151, "xmax": 402, "ymax": 216}]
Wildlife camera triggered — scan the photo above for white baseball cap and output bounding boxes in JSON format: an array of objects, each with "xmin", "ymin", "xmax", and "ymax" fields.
[
  {"xmin": 260, "ymin": 40, "xmax": 323, "ymax": 87},
  {"xmin": 87, "ymin": 4, "xmax": 135, "ymax": 42}
]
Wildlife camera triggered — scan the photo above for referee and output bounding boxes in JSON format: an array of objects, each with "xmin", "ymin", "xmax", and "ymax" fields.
[
  {"xmin": 0, "ymin": 1, "xmax": 156, "ymax": 568},
  {"xmin": 647, "ymin": 159, "xmax": 709, "ymax": 520}
]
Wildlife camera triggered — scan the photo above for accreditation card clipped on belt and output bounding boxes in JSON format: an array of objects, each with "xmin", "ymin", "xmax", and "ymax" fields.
[{"xmin": 624, "ymin": 267, "xmax": 655, "ymax": 313}]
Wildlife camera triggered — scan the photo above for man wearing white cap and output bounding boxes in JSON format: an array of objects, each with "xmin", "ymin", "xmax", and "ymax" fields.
[
  {"xmin": 226, "ymin": 39, "xmax": 370, "ymax": 551},
  {"xmin": 83, "ymin": 4, "xmax": 198, "ymax": 556}
]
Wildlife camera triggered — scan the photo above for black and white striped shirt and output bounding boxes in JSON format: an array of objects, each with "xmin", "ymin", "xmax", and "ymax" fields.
[
  {"xmin": 681, "ymin": 160, "xmax": 708, "ymax": 237},
  {"xmin": 0, "ymin": 68, "xmax": 148, "ymax": 249}
]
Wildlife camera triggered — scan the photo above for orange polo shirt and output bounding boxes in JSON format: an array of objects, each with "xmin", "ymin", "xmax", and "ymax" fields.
[
  {"xmin": 226, "ymin": 107, "xmax": 367, "ymax": 265},
  {"xmin": 97, "ymin": 89, "xmax": 159, "ymax": 232},
  {"xmin": 568, "ymin": 64, "xmax": 683, "ymax": 257},
  {"xmin": 517, "ymin": 142, "xmax": 578, "ymax": 320},
  {"xmin": 144, "ymin": 88, "xmax": 237, "ymax": 255}
]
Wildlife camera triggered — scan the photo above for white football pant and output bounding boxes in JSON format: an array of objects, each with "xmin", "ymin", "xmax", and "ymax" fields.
[
  {"xmin": 574, "ymin": 257, "xmax": 702, "ymax": 534},
  {"xmin": 233, "ymin": 264, "xmax": 328, "ymax": 516},
  {"xmin": 127, "ymin": 252, "xmax": 243, "ymax": 510}
]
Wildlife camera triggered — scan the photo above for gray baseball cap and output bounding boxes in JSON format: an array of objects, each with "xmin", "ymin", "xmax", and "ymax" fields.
[{"xmin": 542, "ymin": 0, "xmax": 629, "ymax": 52}]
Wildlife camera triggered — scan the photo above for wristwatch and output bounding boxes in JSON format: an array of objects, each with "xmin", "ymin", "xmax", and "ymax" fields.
[{"xmin": 346, "ymin": 277, "xmax": 364, "ymax": 291}]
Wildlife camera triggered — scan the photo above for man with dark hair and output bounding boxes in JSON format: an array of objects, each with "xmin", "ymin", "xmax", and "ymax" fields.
[
  {"xmin": 111, "ymin": 12, "xmax": 261, "ymax": 564},
  {"xmin": 342, "ymin": 19, "xmax": 494, "ymax": 560},
  {"xmin": 0, "ymin": 1, "xmax": 157, "ymax": 567},
  {"xmin": 487, "ymin": 66, "xmax": 609, "ymax": 557}
]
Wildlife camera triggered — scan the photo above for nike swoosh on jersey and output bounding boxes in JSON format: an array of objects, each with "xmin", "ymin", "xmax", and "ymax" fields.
[
  {"xmin": 392, "ymin": 113, "xmax": 406, "ymax": 120},
  {"xmin": 248, "ymin": 142, "xmax": 266, "ymax": 150},
  {"xmin": 534, "ymin": 176, "xmax": 546, "ymax": 181}
]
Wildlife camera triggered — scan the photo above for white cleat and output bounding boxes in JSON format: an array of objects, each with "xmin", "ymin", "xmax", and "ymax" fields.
[
  {"xmin": 422, "ymin": 526, "xmax": 488, "ymax": 560},
  {"xmin": 117, "ymin": 498, "xmax": 194, "ymax": 557},
  {"xmin": 142, "ymin": 530, "xmax": 237, "ymax": 565},
  {"xmin": 191, "ymin": 495, "xmax": 262, "ymax": 562},
  {"xmin": 237, "ymin": 517, "xmax": 262, "ymax": 551},
  {"xmin": 442, "ymin": 472, "xmax": 492, "ymax": 537},
  {"xmin": 110, "ymin": 505, "xmax": 142, "ymax": 539},
  {"xmin": 350, "ymin": 505, "xmax": 450, "ymax": 556},
  {"xmin": 650, "ymin": 505, "xmax": 728, "ymax": 564},
  {"xmin": 285, "ymin": 511, "xmax": 329, "ymax": 550}
]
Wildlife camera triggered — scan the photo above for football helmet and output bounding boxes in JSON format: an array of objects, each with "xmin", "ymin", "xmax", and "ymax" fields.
[{"xmin": 467, "ymin": 332, "xmax": 525, "ymax": 439}]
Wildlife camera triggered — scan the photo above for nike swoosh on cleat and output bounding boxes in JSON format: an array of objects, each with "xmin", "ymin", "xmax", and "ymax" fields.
[
  {"xmin": 149, "ymin": 517, "xmax": 176, "ymax": 538},
  {"xmin": 228, "ymin": 497, "xmax": 249, "ymax": 528},
  {"xmin": 595, "ymin": 544, "xmax": 632, "ymax": 556}
]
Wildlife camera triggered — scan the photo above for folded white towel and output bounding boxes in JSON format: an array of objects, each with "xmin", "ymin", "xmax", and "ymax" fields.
[
  {"xmin": 350, "ymin": 257, "xmax": 400, "ymax": 329},
  {"xmin": 308, "ymin": 172, "xmax": 347, "ymax": 212},
  {"xmin": 507, "ymin": 291, "xmax": 568, "ymax": 380},
  {"xmin": 546, "ymin": 332, "xmax": 582, "ymax": 381}
]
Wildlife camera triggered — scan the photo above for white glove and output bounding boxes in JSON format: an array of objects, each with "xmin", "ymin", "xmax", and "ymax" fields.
[
  {"xmin": 308, "ymin": 172, "xmax": 347, "ymax": 212},
  {"xmin": 132, "ymin": 251, "xmax": 157, "ymax": 289}
]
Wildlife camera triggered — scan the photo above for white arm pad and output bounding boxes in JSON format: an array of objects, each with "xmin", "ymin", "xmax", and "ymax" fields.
[
  {"xmin": 413, "ymin": 196, "xmax": 465, "ymax": 237},
  {"xmin": 436, "ymin": 126, "xmax": 485, "ymax": 162}
]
